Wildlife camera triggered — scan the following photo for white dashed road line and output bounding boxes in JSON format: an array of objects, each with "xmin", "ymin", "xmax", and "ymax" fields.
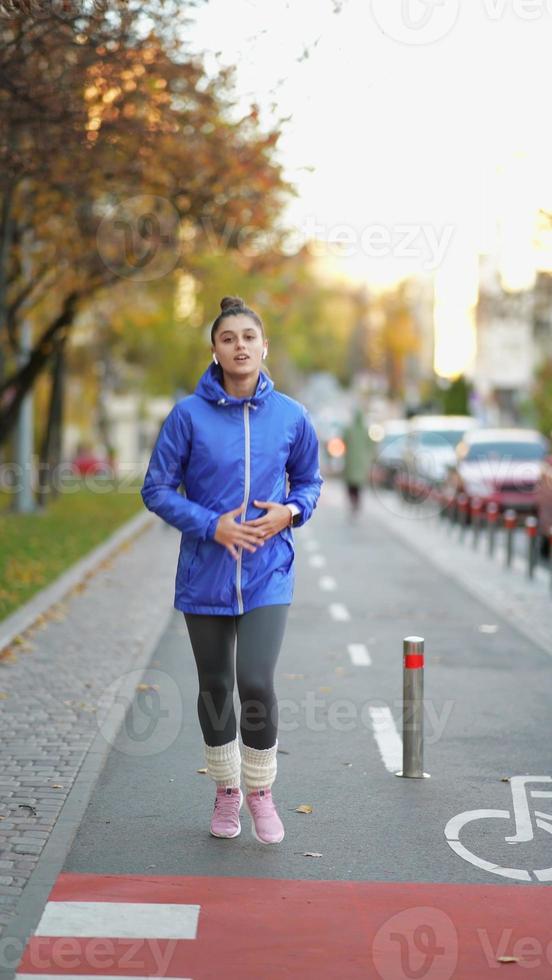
[
  {"xmin": 318, "ymin": 575, "xmax": 337, "ymax": 591},
  {"xmin": 369, "ymin": 705, "xmax": 403, "ymax": 773},
  {"xmin": 329, "ymin": 602, "xmax": 351, "ymax": 622},
  {"xmin": 309, "ymin": 554, "xmax": 327, "ymax": 568},
  {"xmin": 347, "ymin": 643, "xmax": 371, "ymax": 666}
]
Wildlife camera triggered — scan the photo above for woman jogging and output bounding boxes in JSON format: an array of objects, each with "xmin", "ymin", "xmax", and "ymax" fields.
[{"xmin": 141, "ymin": 296, "xmax": 323, "ymax": 845}]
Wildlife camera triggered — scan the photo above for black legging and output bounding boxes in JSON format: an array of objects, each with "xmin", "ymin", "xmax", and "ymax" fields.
[{"xmin": 183, "ymin": 604, "xmax": 290, "ymax": 750}]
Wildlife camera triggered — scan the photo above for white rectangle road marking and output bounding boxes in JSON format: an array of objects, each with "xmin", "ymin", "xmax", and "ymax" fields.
[
  {"xmin": 369, "ymin": 706, "xmax": 403, "ymax": 773},
  {"xmin": 34, "ymin": 901, "xmax": 200, "ymax": 939},
  {"xmin": 347, "ymin": 643, "xmax": 371, "ymax": 666},
  {"xmin": 329, "ymin": 602, "xmax": 351, "ymax": 622}
]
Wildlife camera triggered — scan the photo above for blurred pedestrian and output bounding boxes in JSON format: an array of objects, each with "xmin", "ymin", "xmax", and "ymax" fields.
[
  {"xmin": 342, "ymin": 406, "xmax": 371, "ymax": 517},
  {"xmin": 141, "ymin": 295, "xmax": 323, "ymax": 844}
]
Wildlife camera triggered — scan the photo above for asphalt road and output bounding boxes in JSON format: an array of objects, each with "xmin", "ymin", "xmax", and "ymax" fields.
[
  {"xmin": 13, "ymin": 479, "xmax": 552, "ymax": 980},
  {"xmin": 61, "ymin": 480, "xmax": 552, "ymax": 886}
]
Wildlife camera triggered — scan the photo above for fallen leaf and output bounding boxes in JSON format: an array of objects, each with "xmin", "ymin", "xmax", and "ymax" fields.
[
  {"xmin": 343, "ymin": 762, "xmax": 353, "ymax": 767},
  {"xmin": 136, "ymin": 683, "xmax": 159, "ymax": 691},
  {"xmin": 497, "ymin": 956, "xmax": 519, "ymax": 963},
  {"xmin": 501, "ymin": 777, "xmax": 511, "ymax": 782},
  {"xmin": 51, "ymin": 784, "xmax": 63, "ymax": 789},
  {"xmin": 295, "ymin": 804, "xmax": 313, "ymax": 814},
  {"xmin": 277, "ymin": 748, "xmax": 290, "ymax": 755},
  {"xmin": 304, "ymin": 851, "xmax": 323, "ymax": 858},
  {"xmin": 0, "ymin": 649, "xmax": 18, "ymax": 663},
  {"xmin": 196, "ymin": 768, "xmax": 208, "ymax": 774}
]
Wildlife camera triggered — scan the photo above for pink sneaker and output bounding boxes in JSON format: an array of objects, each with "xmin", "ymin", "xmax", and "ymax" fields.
[
  {"xmin": 210, "ymin": 787, "xmax": 243, "ymax": 838},
  {"xmin": 245, "ymin": 788, "xmax": 285, "ymax": 844}
]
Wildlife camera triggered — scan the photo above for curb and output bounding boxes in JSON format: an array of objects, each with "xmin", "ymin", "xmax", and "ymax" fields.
[{"xmin": 0, "ymin": 509, "xmax": 155, "ymax": 655}]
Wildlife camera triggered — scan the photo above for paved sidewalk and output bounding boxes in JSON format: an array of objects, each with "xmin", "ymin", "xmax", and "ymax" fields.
[{"xmin": 0, "ymin": 519, "xmax": 178, "ymax": 938}]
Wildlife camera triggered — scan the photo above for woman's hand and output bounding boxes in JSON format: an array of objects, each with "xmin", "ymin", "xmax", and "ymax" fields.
[
  {"xmin": 243, "ymin": 499, "xmax": 291, "ymax": 542},
  {"xmin": 213, "ymin": 503, "xmax": 267, "ymax": 560}
]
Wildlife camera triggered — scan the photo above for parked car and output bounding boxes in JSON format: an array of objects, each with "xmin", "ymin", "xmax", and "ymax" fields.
[
  {"xmin": 447, "ymin": 427, "xmax": 549, "ymax": 520},
  {"xmin": 369, "ymin": 419, "xmax": 409, "ymax": 490},
  {"xmin": 535, "ymin": 449, "xmax": 552, "ymax": 555},
  {"xmin": 396, "ymin": 414, "xmax": 479, "ymax": 500},
  {"xmin": 71, "ymin": 449, "xmax": 113, "ymax": 477}
]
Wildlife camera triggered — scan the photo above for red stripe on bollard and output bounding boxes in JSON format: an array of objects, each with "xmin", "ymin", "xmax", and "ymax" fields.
[{"xmin": 404, "ymin": 654, "xmax": 424, "ymax": 668}]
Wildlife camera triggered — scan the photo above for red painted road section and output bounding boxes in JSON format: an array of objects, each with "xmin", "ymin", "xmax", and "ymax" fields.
[{"xmin": 17, "ymin": 873, "xmax": 552, "ymax": 979}]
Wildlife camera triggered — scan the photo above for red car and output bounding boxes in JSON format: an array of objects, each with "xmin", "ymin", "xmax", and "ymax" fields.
[
  {"xmin": 447, "ymin": 427, "xmax": 549, "ymax": 520},
  {"xmin": 71, "ymin": 450, "xmax": 113, "ymax": 477}
]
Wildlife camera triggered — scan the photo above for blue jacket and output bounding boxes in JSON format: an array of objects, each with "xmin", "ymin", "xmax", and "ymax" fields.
[{"xmin": 140, "ymin": 361, "xmax": 324, "ymax": 615}]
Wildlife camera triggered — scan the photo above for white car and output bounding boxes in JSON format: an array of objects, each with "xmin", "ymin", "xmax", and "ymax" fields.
[{"xmin": 401, "ymin": 414, "xmax": 479, "ymax": 495}]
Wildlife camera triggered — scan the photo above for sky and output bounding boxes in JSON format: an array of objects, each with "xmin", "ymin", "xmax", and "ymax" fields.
[{"xmin": 185, "ymin": 0, "xmax": 552, "ymax": 375}]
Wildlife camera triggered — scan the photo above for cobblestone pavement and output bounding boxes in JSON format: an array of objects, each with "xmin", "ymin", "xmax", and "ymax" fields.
[{"xmin": 0, "ymin": 519, "xmax": 178, "ymax": 936}]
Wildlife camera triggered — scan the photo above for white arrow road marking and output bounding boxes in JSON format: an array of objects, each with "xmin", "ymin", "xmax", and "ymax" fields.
[
  {"xmin": 348, "ymin": 643, "xmax": 371, "ymax": 666},
  {"xmin": 319, "ymin": 575, "xmax": 337, "ymax": 591},
  {"xmin": 308, "ymin": 554, "xmax": 326, "ymax": 568},
  {"xmin": 369, "ymin": 706, "xmax": 402, "ymax": 773},
  {"xmin": 34, "ymin": 901, "xmax": 200, "ymax": 939},
  {"xmin": 329, "ymin": 603, "xmax": 350, "ymax": 622}
]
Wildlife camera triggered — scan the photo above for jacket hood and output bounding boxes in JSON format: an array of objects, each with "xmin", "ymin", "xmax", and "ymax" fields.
[{"xmin": 194, "ymin": 361, "xmax": 274, "ymax": 407}]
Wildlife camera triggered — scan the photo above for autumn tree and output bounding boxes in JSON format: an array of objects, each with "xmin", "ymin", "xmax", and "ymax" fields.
[{"xmin": 0, "ymin": 0, "xmax": 292, "ymax": 456}]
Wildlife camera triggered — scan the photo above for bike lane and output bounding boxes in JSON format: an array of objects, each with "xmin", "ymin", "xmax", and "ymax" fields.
[{"xmin": 9, "ymin": 485, "xmax": 552, "ymax": 979}]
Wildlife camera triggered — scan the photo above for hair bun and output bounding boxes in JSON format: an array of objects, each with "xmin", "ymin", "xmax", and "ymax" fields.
[{"xmin": 220, "ymin": 295, "xmax": 245, "ymax": 312}]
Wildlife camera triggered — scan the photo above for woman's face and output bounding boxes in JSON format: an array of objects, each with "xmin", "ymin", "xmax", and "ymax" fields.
[{"xmin": 212, "ymin": 314, "xmax": 267, "ymax": 376}]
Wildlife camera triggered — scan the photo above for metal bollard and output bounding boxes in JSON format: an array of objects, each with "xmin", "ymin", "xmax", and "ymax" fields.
[
  {"xmin": 486, "ymin": 502, "xmax": 499, "ymax": 557},
  {"xmin": 395, "ymin": 636, "xmax": 431, "ymax": 779},
  {"xmin": 548, "ymin": 526, "xmax": 552, "ymax": 594},
  {"xmin": 525, "ymin": 516, "xmax": 538, "ymax": 579},
  {"xmin": 471, "ymin": 496, "xmax": 483, "ymax": 549},
  {"xmin": 457, "ymin": 492, "xmax": 469, "ymax": 541},
  {"xmin": 445, "ymin": 494, "xmax": 456, "ymax": 533},
  {"xmin": 503, "ymin": 509, "xmax": 517, "ymax": 568}
]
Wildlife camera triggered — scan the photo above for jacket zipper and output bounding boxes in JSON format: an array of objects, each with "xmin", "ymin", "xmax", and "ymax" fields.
[{"xmin": 236, "ymin": 401, "xmax": 251, "ymax": 614}]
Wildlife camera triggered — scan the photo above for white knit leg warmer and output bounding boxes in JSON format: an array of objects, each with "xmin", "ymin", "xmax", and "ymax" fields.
[
  {"xmin": 241, "ymin": 739, "xmax": 278, "ymax": 793},
  {"xmin": 204, "ymin": 736, "xmax": 241, "ymax": 789}
]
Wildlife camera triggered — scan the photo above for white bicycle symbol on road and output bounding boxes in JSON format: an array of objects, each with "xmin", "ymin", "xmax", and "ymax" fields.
[{"xmin": 445, "ymin": 775, "xmax": 552, "ymax": 882}]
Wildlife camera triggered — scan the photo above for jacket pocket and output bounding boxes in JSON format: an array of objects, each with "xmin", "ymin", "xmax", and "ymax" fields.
[
  {"xmin": 186, "ymin": 539, "xmax": 202, "ymax": 583},
  {"xmin": 274, "ymin": 529, "xmax": 294, "ymax": 574}
]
